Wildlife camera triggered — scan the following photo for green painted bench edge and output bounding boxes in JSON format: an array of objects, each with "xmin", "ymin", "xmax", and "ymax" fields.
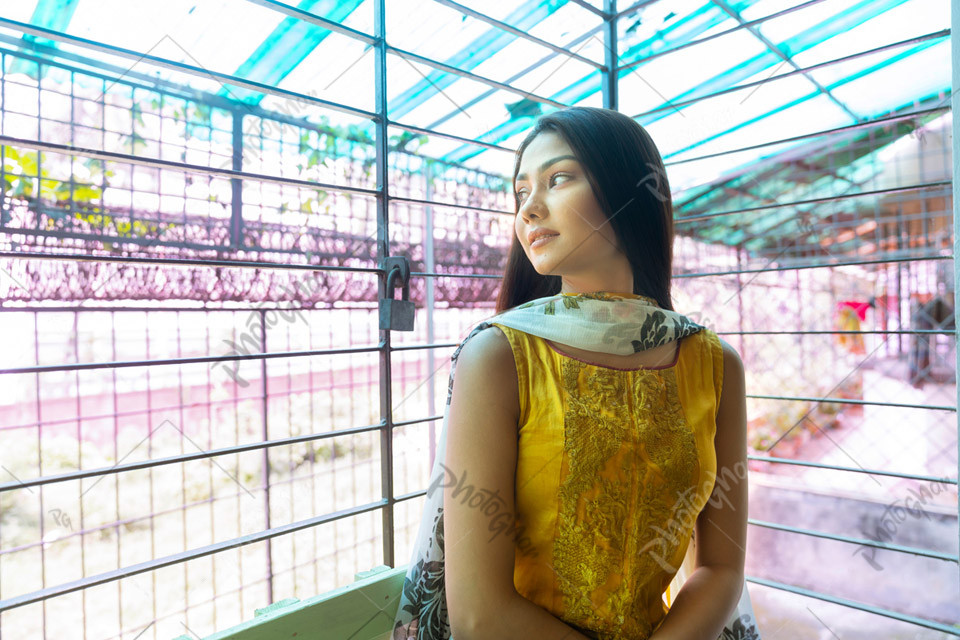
[{"xmin": 172, "ymin": 564, "xmax": 409, "ymax": 640}]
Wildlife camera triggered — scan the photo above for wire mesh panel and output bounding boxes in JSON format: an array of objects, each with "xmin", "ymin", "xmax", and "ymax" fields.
[{"xmin": 0, "ymin": 0, "xmax": 957, "ymax": 639}]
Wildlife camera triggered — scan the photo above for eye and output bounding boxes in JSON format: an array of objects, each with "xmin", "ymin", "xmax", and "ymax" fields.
[{"xmin": 515, "ymin": 172, "xmax": 570, "ymax": 202}]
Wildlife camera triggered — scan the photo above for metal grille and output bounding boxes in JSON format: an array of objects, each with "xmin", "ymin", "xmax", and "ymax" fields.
[{"xmin": 0, "ymin": 1, "xmax": 957, "ymax": 638}]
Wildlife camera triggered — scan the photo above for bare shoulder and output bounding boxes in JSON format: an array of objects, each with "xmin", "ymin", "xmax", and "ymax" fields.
[
  {"xmin": 716, "ymin": 336, "xmax": 744, "ymax": 373},
  {"xmin": 454, "ymin": 325, "xmax": 520, "ymax": 422},
  {"xmin": 457, "ymin": 325, "xmax": 515, "ymax": 375},
  {"xmin": 715, "ymin": 335, "xmax": 746, "ymax": 423}
]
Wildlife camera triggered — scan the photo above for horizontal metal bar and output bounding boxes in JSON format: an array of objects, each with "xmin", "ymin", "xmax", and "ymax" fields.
[
  {"xmin": 676, "ymin": 181, "xmax": 952, "ymax": 223},
  {"xmin": 615, "ymin": 0, "xmax": 657, "ymax": 20},
  {"xmin": 569, "ymin": 0, "xmax": 609, "ymax": 18},
  {"xmin": 1, "ymin": 224, "xmax": 271, "ymax": 258},
  {"xmin": 721, "ymin": 329, "xmax": 953, "ymax": 336},
  {"xmin": 630, "ymin": 29, "xmax": 950, "ymax": 118},
  {"xmin": 1, "ymin": 305, "xmax": 336, "ymax": 313},
  {"xmin": 0, "ymin": 18, "xmax": 378, "ymax": 121},
  {"xmin": 0, "ymin": 250, "xmax": 379, "ymax": 275},
  {"xmin": 393, "ymin": 413, "xmax": 443, "ymax": 428},
  {"xmin": 748, "ymin": 455, "xmax": 960, "ymax": 484},
  {"xmin": 384, "ymin": 43, "xmax": 569, "ymax": 109},
  {"xmin": 667, "ymin": 106, "xmax": 949, "ymax": 168},
  {"xmin": 389, "ymin": 341, "xmax": 460, "ymax": 352},
  {"xmin": 388, "ymin": 119, "xmax": 515, "ymax": 153},
  {"xmin": 745, "ymin": 575, "xmax": 960, "ymax": 635},
  {"xmin": 747, "ymin": 518, "xmax": 959, "ymax": 564},
  {"xmin": 430, "ymin": 0, "xmax": 604, "ymax": 70},
  {"xmin": 240, "ymin": 0, "xmax": 376, "ymax": 44},
  {"xmin": 747, "ymin": 394, "xmax": 956, "ymax": 412},
  {"xmin": 389, "ymin": 195, "xmax": 513, "ymax": 215},
  {"xmin": 0, "ymin": 421, "xmax": 385, "ymax": 493},
  {"xmin": 674, "ymin": 253, "xmax": 954, "ymax": 278},
  {"xmin": 0, "ymin": 498, "xmax": 387, "ymax": 613},
  {"xmin": 0, "ymin": 134, "xmax": 381, "ymax": 197},
  {"xmin": 0, "ymin": 344, "xmax": 383, "ymax": 375},
  {"xmin": 408, "ymin": 270, "xmax": 503, "ymax": 279},
  {"xmin": 0, "ymin": 338, "xmax": 465, "ymax": 376}
]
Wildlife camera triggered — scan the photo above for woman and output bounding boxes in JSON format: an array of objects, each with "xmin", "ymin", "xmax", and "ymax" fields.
[{"xmin": 393, "ymin": 107, "xmax": 759, "ymax": 639}]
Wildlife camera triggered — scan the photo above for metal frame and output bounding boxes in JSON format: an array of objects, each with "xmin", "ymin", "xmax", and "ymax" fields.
[
  {"xmin": 952, "ymin": 0, "xmax": 959, "ymax": 604},
  {"xmin": 0, "ymin": 0, "xmax": 956, "ymax": 636}
]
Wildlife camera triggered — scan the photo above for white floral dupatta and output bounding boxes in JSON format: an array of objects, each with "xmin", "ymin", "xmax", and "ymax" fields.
[{"xmin": 392, "ymin": 291, "xmax": 761, "ymax": 639}]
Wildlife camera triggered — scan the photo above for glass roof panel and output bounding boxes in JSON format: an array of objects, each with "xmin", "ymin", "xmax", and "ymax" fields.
[
  {"xmin": 739, "ymin": 0, "xmax": 826, "ymax": 21},
  {"xmin": 619, "ymin": 23, "xmax": 772, "ymax": 118},
  {"xmin": 825, "ymin": 41, "xmax": 951, "ymax": 115},
  {"xmin": 751, "ymin": 0, "xmax": 870, "ymax": 46},
  {"xmin": 272, "ymin": 30, "xmax": 375, "ymax": 114},
  {"xmin": 59, "ymin": 0, "xmax": 284, "ymax": 75}
]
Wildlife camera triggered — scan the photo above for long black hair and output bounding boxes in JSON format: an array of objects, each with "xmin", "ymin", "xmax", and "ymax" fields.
[{"xmin": 495, "ymin": 106, "xmax": 676, "ymax": 313}]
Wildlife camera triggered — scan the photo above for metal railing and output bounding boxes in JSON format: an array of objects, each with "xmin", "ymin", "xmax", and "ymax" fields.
[{"xmin": 0, "ymin": 0, "xmax": 956, "ymax": 638}]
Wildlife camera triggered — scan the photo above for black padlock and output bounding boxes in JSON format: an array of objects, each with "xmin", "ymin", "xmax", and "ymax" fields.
[{"xmin": 379, "ymin": 262, "xmax": 415, "ymax": 331}]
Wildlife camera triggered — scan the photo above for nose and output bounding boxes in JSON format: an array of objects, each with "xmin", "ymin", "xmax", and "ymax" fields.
[{"xmin": 518, "ymin": 192, "xmax": 546, "ymax": 223}]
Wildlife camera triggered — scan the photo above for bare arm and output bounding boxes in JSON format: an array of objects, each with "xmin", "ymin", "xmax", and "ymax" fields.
[
  {"xmin": 444, "ymin": 327, "xmax": 593, "ymax": 640},
  {"xmin": 649, "ymin": 338, "xmax": 748, "ymax": 640}
]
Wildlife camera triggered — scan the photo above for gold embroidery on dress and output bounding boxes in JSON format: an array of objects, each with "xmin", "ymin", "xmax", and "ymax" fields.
[{"xmin": 552, "ymin": 358, "xmax": 701, "ymax": 640}]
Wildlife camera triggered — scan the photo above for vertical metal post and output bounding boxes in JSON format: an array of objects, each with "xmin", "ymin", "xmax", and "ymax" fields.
[
  {"xmin": 374, "ymin": 0, "xmax": 397, "ymax": 569},
  {"xmin": 950, "ymin": 0, "xmax": 959, "ymax": 596},
  {"xmin": 602, "ymin": 0, "xmax": 618, "ymax": 111},
  {"xmin": 796, "ymin": 269, "xmax": 804, "ymax": 380},
  {"xmin": 829, "ymin": 267, "xmax": 837, "ymax": 372},
  {"xmin": 896, "ymin": 208, "xmax": 904, "ymax": 354},
  {"xmin": 260, "ymin": 310, "xmax": 274, "ymax": 602},
  {"xmin": 230, "ymin": 109, "xmax": 244, "ymax": 248},
  {"xmin": 33, "ymin": 312, "xmax": 46, "ymax": 640},
  {"xmin": 736, "ymin": 245, "xmax": 746, "ymax": 362}
]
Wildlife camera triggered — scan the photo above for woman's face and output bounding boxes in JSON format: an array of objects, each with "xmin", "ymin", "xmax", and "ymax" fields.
[{"xmin": 514, "ymin": 131, "xmax": 628, "ymax": 292}]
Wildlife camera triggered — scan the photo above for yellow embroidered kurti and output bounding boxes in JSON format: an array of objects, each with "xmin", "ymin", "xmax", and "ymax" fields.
[{"xmin": 489, "ymin": 321, "xmax": 724, "ymax": 640}]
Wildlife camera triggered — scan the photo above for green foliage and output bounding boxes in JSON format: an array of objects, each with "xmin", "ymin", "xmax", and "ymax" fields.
[
  {"xmin": 389, "ymin": 131, "xmax": 428, "ymax": 153},
  {"xmin": 3, "ymin": 146, "xmax": 174, "ymax": 245},
  {"xmin": 4, "ymin": 147, "xmax": 110, "ymax": 204}
]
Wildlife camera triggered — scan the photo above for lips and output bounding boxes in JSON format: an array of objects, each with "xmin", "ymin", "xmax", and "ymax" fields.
[{"xmin": 528, "ymin": 229, "xmax": 559, "ymax": 245}]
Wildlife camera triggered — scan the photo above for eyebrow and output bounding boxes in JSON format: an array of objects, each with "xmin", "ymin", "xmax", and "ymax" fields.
[{"xmin": 515, "ymin": 154, "xmax": 578, "ymax": 182}]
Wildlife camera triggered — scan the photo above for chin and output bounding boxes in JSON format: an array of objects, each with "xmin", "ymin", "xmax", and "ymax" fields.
[{"xmin": 531, "ymin": 263, "xmax": 557, "ymax": 277}]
